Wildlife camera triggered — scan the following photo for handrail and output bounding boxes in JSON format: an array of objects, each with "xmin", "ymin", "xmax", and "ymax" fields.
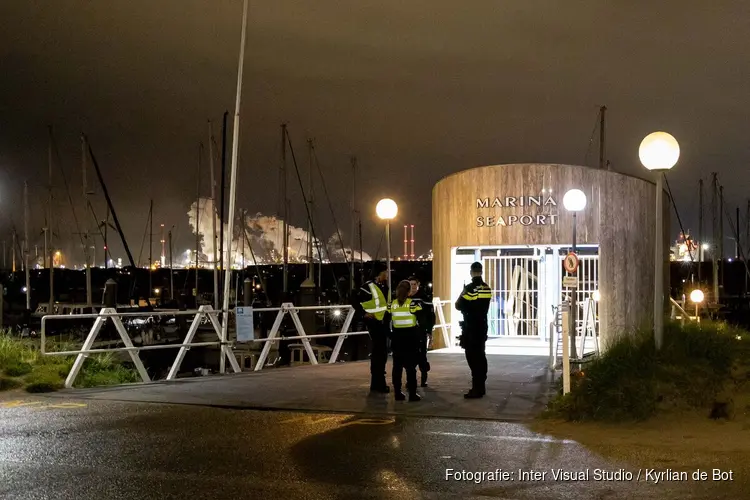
[{"xmin": 40, "ymin": 299, "xmax": 455, "ymax": 385}]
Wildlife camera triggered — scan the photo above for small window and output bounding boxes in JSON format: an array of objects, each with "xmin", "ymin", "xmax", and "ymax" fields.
[{"xmin": 456, "ymin": 248, "xmax": 476, "ymax": 255}]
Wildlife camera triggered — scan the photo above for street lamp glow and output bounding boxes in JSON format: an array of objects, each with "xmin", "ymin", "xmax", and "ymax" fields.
[
  {"xmin": 690, "ymin": 289, "xmax": 705, "ymax": 304},
  {"xmin": 638, "ymin": 132, "xmax": 680, "ymax": 171},
  {"xmin": 376, "ymin": 198, "xmax": 398, "ymax": 220},
  {"xmin": 563, "ymin": 189, "xmax": 587, "ymax": 212}
]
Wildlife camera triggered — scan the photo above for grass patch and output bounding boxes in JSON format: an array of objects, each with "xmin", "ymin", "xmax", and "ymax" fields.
[
  {"xmin": 543, "ymin": 320, "xmax": 750, "ymax": 422},
  {"xmin": 0, "ymin": 330, "xmax": 140, "ymax": 393}
]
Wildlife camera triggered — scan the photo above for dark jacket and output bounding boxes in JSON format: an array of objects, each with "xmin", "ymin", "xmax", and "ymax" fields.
[
  {"xmin": 455, "ymin": 276, "xmax": 491, "ymax": 330},
  {"xmin": 409, "ymin": 289, "xmax": 435, "ymax": 335}
]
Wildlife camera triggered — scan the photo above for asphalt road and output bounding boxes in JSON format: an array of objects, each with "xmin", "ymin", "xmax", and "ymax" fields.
[{"xmin": 0, "ymin": 396, "xmax": 740, "ymax": 499}]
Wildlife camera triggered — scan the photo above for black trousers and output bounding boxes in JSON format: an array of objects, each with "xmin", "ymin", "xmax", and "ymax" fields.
[
  {"xmin": 391, "ymin": 328, "xmax": 420, "ymax": 392},
  {"xmin": 417, "ymin": 333, "xmax": 430, "ymax": 374},
  {"xmin": 461, "ymin": 328, "xmax": 488, "ymax": 391},
  {"xmin": 367, "ymin": 320, "xmax": 389, "ymax": 388}
]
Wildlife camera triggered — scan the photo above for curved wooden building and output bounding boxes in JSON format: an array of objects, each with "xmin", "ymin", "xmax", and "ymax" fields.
[{"xmin": 431, "ymin": 163, "xmax": 670, "ymax": 354}]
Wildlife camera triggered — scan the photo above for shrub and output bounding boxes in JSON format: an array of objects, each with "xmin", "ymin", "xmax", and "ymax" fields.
[
  {"xmin": 544, "ymin": 320, "xmax": 749, "ymax": 422},
  {"xmin": 0, "ymin": 375, "xmax": 23, "ymax": 391}
]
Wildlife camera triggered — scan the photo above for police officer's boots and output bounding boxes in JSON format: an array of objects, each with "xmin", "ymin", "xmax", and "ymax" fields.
[
  {"xmin": 394, "ymin": 386, "xmax": 407, "ymax": 401},
  {"xmin": 408, "ymin": 389, "xmax": 421, "ymax": 402}
]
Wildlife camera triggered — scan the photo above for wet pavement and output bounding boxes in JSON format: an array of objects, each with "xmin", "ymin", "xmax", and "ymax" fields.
[
  {"xmin": 0, "ymin": 396, "xmax": 740, "ymax": 499},
  {"xmin": 44, "ymin": 354, "xmax": 554, "ymax": 421}
]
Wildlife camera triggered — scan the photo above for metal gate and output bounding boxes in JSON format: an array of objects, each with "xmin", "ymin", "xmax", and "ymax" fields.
[
  {"xmin": 561, "ymin": 254, "xmax": 599, "ymax": 336},
  {"xmin": 482, "ymin": 255, "xmax": 541, "ymax": 337}
]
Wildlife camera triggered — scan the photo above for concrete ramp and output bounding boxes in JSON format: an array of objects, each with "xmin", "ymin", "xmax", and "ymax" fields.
[{"xmin": 45, "ymin": 353, "xmax": 555, "ymax": 421}]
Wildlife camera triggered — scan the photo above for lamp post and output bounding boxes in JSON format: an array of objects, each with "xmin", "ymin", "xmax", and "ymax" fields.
[
  {"xmin": 563, "ymin": 189, "xmax": 587, "ymax": 360},
  {"xmin": 376, "ymin": 198, "xmax": 398, "ymax": 301},
  {"xmin": 639, "ymin": 131, "xmax": 680, "ymax": 350},
  {"xmin": 690, "ymin": 289, "xmax": 704, "ymax": 323}
]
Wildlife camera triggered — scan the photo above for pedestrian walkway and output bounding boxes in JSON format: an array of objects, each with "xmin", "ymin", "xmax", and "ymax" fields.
[{"xmin": 46, "ymin": 353, "xmax": 555, "ymax": 421}]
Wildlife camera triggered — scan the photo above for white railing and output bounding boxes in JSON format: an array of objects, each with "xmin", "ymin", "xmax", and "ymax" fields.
[
  {"xmin": 670, "ymin": 297, "xmax": 698, "ymax": 324},
  {"xmin": 41, "ymin": 305, "xmax": 242, "ymax": 388},
  {"xmin": 41, "ymin": 298, "xmax": 453, "ymax": 386},
  {"xmin": 432, "ymin": 298, "xmax": 452, "ymax": 347}
]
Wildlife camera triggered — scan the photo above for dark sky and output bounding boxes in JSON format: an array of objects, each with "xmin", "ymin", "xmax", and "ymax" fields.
[{"xmin": 1, "ymin": 1, "xmax": 749, "ymax": 263}]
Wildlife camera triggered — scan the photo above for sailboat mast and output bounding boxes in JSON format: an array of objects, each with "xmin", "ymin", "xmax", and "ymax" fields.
[
  {"xmin": 12, "ymin": 230, "xmax": 16, "ymax": 273},
  {"xmin": 350, "ymin": 156, "xmax": 356, "ymax": 291},
  {"xmin": 196, "ymin": 143, "xmax": 202, "ymax": 298},
  {"xmin": 599, "ymin": 105, "xmax": 607, "ymax": 170},
  {"xmin": 82, "ymin": 134, "xmax": 92, "ymax": 307},
  {"xmin": 698, "ymin": 178, "xmax": 703, "ymax": 283},
  {"xmin": 47, "ymin": 126, "xmax": 54, "ymax": 310},
  {"xmin": 148, "ymin": 199, "xmax": 153, "ymax": 300},
  {"xmin": 24, "ymin": 181, "xmax": 30, "ymax": 310},
  {"xmin": 208, "ymin": 120, "xmax": 219, "ymax": 310},
  {"xmin": 307, "ymin": 138, "xmax": 314, "ymax": 283},
  {"xmin": 220, "ymin": 0, "xmax": 250, "ymax": 374},
  {"xmin": 281, "ymin": 123, "xmax": 288, "ymax": 294}
]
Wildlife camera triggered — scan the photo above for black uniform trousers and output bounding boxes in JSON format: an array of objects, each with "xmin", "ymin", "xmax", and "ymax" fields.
[
  {"xmin": 461, "ymin": 324, "xmax": 488, "ymax": 391},
  {"xmin": 366, "ymin": 319, "xmax": 389, "ymax": 388},
  {"xmin": 417, "ymin": 333, "xmax": 430, "ymax": 374},
  {"xmin": 391, "ymin": 327, "xmax": 420, "ymax": 392}
]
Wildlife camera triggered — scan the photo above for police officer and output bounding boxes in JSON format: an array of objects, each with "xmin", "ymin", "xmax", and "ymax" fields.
[
  {"xmin": 389, "ymin": 280, "xmax": 423, "ymax": 401},
  {"xmin": 354, "ymin": 263, "xmax": 390, "ymax": 393},
  {"xmin": 408, "ymin": 275, "xmax": 435, "ymax": 387},
  {"xmin": 455, "ymin": 261, "xmax": 492, "ymax": 398}
]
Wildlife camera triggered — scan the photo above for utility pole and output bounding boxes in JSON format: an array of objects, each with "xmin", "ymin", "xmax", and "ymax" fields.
[
  {"xmin": 82, "ymin": 134, "xmax": 92, "ymax": 307},
  {"xmin": 698, "ymin": 178, "xmax": 703, "ymax": 283},
  {"xmin": 350, "ymin": 156, "xmax": 356, "ymax": 291},
  {"xmin": 598, "ymin": 105, "xmax": 607, "ymax": 170},
  {"xmin": 711, "ymin": 173, "xmax": 719, "ymax": 302},
  {"xmin": 208, "ymin": 121, "xmax": 219, "ymax": 310},
  {"xmin": 148, "ymin": 199, "xmax": 153, "ymax": 300},
  {"xmin": 23, "ymin": 181, "xmax": 30, "ymax": 311},
  {"xmin": 220, "ymin": 0, "xmax": 250, "ymax": 375},
  {"xmin": 47, "ymin": 126, "xmax": 54, "ymax": 310},
  {"xmin": 281, "ymin": 123, "xmax": 288, "ymax": 294}
]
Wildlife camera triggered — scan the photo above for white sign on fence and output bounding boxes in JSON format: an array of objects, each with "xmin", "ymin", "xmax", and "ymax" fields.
[
  {"xmin": 236, "ymin": 307, "xmax": 255, "ymax": 342},
  {"xmin": 562, "ymin": 276, "xmax": 578, "ymax": 288}
]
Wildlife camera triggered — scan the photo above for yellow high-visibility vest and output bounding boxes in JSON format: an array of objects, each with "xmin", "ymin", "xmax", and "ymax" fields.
[
  {"xmin": 360, "ymin": 281, "xmax": 387, "ymax": 320},
  {"xmin": 389, "ymin": 298, "xmax": 422, "ymax": 329}
]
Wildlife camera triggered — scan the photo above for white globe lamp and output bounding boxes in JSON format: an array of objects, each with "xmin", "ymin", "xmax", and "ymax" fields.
[
  {"xmin": 376, "ymin": 198, "xmax": 398, "ymax": 220},
  {"xmin": 639, "ymin": 132, "xmax": 680, "ymax": 171},
  {"xmin": 640, "ymin": 131, "xmax": 679, "ymax": 349},
  {"xmin": 375, "ymin": 198, "xmax": 398, "ymax": 301}
]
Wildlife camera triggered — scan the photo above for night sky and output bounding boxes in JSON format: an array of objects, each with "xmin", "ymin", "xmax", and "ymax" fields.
[{"xmin": 1, "ymin": 1, "xmax": 748, "ymax": 264}]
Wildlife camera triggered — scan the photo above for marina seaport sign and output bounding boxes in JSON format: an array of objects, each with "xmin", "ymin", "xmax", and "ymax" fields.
[{"xmin": 476, "ymin": 195, "xmax": 558, "ymax": 227}]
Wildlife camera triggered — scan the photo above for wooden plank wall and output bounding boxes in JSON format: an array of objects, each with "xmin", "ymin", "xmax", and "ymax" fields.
[{"xmin": 432, "ymin": 164, "xmax": 670, "ymax": 350}]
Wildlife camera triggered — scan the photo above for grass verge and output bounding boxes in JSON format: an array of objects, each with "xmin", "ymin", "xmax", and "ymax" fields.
[
  {"xmin": 543, "ymin": 320, "xmax": 750, "ymax": 422},
  {"xmin": 0, "ymin": 330, "xmax": 140, "ymax": 393}
]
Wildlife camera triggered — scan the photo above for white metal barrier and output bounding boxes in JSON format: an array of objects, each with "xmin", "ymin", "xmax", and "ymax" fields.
[
  {"xmin": 41, "ymin": 306, "xmax": 242, "ymax": 388},
  {"xmin": 432, "ymin": 298, "xmax": 452, "ymax": 347},
  {"xmin": 40, "ymin": 299, "xmax": 454, "ymax": 386}
]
